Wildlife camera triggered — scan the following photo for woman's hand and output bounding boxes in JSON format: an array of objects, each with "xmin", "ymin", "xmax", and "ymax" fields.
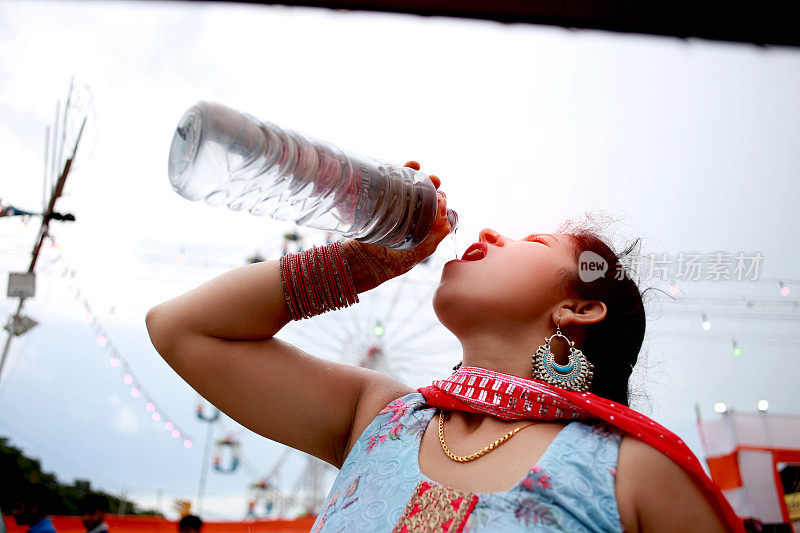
[{"xmin": 341, "ymin": 160, "xmax": 452, "ymax": 294}]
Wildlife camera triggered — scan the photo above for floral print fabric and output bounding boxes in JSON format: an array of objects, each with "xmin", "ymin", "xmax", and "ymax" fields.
[{"xmin": 311, "ymin": 392, "xmax": 624, "ymax": 532}]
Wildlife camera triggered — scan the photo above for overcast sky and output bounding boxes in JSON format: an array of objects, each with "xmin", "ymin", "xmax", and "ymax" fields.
[{"xmin": 1, "ymin": 0, "xmax": 799, "ymax": 521}]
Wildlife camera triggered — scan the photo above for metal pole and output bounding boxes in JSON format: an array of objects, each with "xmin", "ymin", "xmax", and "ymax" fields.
[
  {"xmin": 43, "ymin": 125, "xmax": 50, "ymax": 214},
  {"xmin": 1, "ymin": 121, "xmax": 53, "ymax": 385},
  {"xmin": 0, "ymin": 114, "xmax": 85, "ymax": 386},
  {"xmin": 50, "ymin": 101, "xmax": 60, "ymax": 196},
  {"xmin": 0, "ymin": 328, "xmax": 15, "ymax": 386},
  {"xmin": 0, "ymin": 299, "xmax": 26, "ymax": 386},
  {"xmin": 197, "ymin": 413, "xmax": 216, "ymax": 514}
]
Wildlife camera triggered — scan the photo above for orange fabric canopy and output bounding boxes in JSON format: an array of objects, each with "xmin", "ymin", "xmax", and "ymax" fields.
[{"xmin": 4, "ymin": 515, "xmax": 316, "ymax": 533}]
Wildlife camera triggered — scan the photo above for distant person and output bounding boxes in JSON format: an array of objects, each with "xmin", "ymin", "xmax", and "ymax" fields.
[
  {"xmin": 11, "ymin": 484, "xmax": 57, "ymax": 533},
  {"xmin": 177, "ymin": 515, "xmax": 202, "ymax": 533},
  {"xmin": 78, "ymin": 494, "xmax": 109, "ymax": 533}
]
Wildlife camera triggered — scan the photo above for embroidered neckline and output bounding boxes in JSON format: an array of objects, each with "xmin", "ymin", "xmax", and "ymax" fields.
[{"xmin": 410, "ymin": 394, "xmax": 575, "ymax": 496}]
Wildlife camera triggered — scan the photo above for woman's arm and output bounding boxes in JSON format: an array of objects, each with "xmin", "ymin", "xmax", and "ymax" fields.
[
  {"xmin": 145, "ymin": 256, "xmax": 412, "ymax": 468},
  {"xmin": 616, "ymin": 435, "xmax": 729, "ymax": 532},
  {"xmin": 145, "ymin": 162, "xmax": 451, "ymax": 468}
]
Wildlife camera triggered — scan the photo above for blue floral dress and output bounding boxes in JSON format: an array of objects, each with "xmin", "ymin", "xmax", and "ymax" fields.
[{"xmin": 311, "ymin": 392, "xmax": 624, "ymax": 532}]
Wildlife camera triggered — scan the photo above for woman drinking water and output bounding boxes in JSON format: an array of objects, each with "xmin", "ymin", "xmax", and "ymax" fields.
[{"xmin": 146, "ymin": 161, "xmax": 739, "ymax": 532}]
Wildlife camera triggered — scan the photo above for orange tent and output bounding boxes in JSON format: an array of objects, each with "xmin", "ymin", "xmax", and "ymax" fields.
[{"xmin": 4, "ymin": 515, "xmax": 316, "ymax": 533}]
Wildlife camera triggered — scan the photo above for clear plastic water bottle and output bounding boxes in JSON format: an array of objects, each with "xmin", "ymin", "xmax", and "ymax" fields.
[{"xmin": 167, "ymin": 101, "xmax": 458, "ymax": 251}]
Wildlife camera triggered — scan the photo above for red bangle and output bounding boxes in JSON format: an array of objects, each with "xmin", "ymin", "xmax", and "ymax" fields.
[
  {"xmin": 311, "ymin": 246, "xmax": 336, "ymax": 311},
  {"xmin": 279, "ymin": 242, "xmax": 360, "ymax": 321},
  {"xmin": 300, "ymin": 250, "xmax": 318, "ymax": 316},
  {"xmin": 292, "ymin": 252, "xmax": 311, "ymax": 318},
  {"xmin": 332, "ymin": 243, "xmax": 357, "ymax": 304},
  {"xmin": 288, "ymin": 252, "xmax": 306, "ymax": 319},
  {"xmin": 319, "ymin": 245, "xmax": 341, "ymax": 309},
  {"xmin": 302, "ymin": 248, "xmax": 322, "ymax": 313},
  {"xmin": 324, "ymin": 244, "xmax": 345, "ymax": 307},
  {"xmin": 280, "ymin": 255, "xmax": 299, "ymax": 320},
  {"xmin": 287, "ymin": 255, "xmax": 303, "ymax": 319}
]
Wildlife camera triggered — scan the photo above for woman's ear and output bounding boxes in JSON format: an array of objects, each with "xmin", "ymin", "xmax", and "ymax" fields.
[
  {"xmin": 555, "ymin": 300, "xmax": 607, "ymax": 328},
  {"xmin": 578, "ymin": 300, "xmax": 607, "ymax": 325}
]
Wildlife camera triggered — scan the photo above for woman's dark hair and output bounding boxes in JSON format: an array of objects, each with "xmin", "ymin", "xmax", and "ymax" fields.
[{"xmin": 554, "ymin": 213, "xmax": 654, "ymax": 407}]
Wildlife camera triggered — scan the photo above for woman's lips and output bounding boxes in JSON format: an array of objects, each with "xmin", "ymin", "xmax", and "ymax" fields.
[{"xmin": 460, "ymin": 242, "xmax": 488, "ymax": 261}]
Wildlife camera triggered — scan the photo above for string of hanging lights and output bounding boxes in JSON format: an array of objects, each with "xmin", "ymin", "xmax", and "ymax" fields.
[{"xmin": 45, "ymin": 234, "xmax": 193, "ymax": 449}]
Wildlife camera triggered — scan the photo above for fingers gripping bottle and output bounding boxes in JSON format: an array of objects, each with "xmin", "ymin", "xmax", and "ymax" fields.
[{"xmin": 167, "ymin": 101, "xmax": 458, "ymax": 251}]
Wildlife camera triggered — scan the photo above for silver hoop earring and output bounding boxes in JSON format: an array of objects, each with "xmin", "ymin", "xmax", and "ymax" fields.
[{"xmin": 532, "ymin": 317, "xmax": 594, "ymax": 392}]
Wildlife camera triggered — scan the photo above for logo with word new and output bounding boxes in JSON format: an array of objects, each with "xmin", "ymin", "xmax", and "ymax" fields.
[{"xmin": 579, "ymin": 251, "xmax": 607, "ymax": 282}]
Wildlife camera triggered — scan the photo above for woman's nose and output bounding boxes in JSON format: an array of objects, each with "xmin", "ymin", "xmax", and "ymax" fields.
[{"xmin": 479, "ymin": 228, "xmax": 505, "ymax": 246}]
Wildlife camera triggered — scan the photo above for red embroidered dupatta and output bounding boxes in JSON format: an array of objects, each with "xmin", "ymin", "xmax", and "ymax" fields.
[{"xmin": 418, "ymin": 366, "xmax": 744, "ymax": 533}]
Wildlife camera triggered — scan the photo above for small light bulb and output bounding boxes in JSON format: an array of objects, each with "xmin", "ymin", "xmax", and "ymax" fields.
[
  {"xmin": 152, "ymin": 412, "xmax": 161, "ymax": 421},
  {"xmin": 713, "ymin": 402, "xmax": 727, "ymax": 414},
  {"xmin": 757, "ymin": 399, "xmax": 769, "ymax": 412},
  {"xmin": 123, "ymin": 374, "xmax": 133, "ymax": 385},
  {"xmin": 146, "ymin": 402, "xmax": 155, "ymax": 412},
  {"xmin": 130, "ymin": 388, "xmax": 140, "ymax": 398}
]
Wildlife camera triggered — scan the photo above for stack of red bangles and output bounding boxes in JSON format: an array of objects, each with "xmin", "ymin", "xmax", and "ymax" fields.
[{"xmin": 279, "ymin": 242, "xmax": 360, "ymax": 321}]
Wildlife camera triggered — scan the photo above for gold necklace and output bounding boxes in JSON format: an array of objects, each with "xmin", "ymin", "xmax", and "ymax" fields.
[{"xmin": 437, "ymin": 411, "xmax": 537, "ymax": 463}]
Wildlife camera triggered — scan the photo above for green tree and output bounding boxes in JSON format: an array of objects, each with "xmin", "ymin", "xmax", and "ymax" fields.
[{"xmin": 0, "ymin": 437, "xmax": 162, "ymax": 516}]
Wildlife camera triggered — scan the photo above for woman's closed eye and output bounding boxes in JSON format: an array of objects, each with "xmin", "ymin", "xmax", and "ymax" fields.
[{"xmin": 524, "ymin": 235, "xmax": 549, "ymax": 246}]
